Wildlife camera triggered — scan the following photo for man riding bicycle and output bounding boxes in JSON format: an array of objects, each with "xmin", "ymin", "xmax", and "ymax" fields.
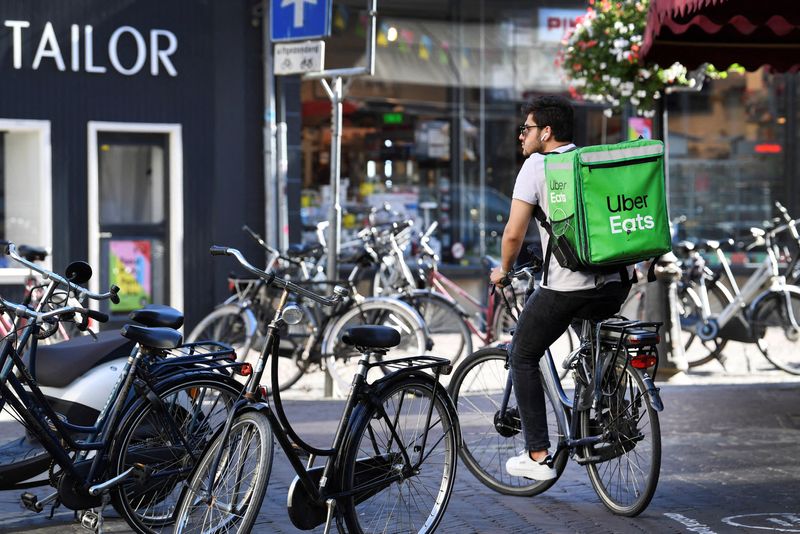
[{"xmin": 490, "ymin": 95, "xmax": 632, "ymax": 480}]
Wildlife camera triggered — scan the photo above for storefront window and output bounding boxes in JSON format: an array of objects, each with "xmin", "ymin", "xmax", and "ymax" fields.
[
  {"xmin": 668, "ymin": 70, "xmax": 789, "ymax": 255},
  {"xmin": 0, "ymin": 122, "xmax": 52, "ymax": 274},
  {"xmin": 297, "ymin": 0, "xmax": 589, "ymax": 264}
]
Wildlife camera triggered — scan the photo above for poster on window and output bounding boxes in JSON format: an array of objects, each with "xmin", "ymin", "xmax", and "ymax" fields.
[
  {"xmin": 109, "ymin": 240, "xmax": 152, "ymax": 312},
  {"xmin": 628, "ymin": 117, "xmax": 653, "ymax": 140}
]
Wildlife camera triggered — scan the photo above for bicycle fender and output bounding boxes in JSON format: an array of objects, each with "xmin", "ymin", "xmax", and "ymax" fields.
[
  {"xmin": 748, "ymin": 284, "xmax": 800, "ymax": 319},
  {"xmin": 639, "ymin": 371, "xmax": 664, "ymax": 412}
]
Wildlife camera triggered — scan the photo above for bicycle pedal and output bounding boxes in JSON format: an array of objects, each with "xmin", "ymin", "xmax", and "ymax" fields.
[
  {"xmin": 20, "ymin": 492, "xmax": 42, "ymax": 513},
  {"xmin": 80, "ymin": 510, "xmax": 100, "ymax": 532}
]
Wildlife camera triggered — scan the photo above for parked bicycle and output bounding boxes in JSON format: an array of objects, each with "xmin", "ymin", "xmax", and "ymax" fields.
[
  {"xmin": 448, "ymin": 260, "xmax": 663, "ymax": 517},
  {"xmin": 0, "ymin": 244, "xmax": 248, "ymax": 534},
  {"xmin": 188, "ymin": 225, "xmax": 429, "ymax": 395},
  {"xmin": 628, "ymin": 201, "xmax": 800, "ymax": 374},
  {"xmin": 174, "ymin": 246, "xmax": 460, "ymax": 533}
]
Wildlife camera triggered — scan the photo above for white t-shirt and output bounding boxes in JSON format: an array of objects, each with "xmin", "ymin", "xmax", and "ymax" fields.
[{"xmin": 512, "ymin": 144, "xmax": 631, "ymax": 291}]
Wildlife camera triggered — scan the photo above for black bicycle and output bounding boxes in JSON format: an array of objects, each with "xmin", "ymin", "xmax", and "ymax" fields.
[
  {"xmin": 0, "ymin": 244, "xmax": 248, "ymax": 534},
  {"xmin": 448, "ymin": 261, "xmax": 664, "ymax": 517},
  {"xmin": 174, "ymin": 246, "xmax": 461, "ymax": 533}
]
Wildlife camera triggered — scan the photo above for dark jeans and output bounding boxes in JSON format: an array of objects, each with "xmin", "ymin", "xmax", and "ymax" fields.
[{"xmin": 509, "ymin": 282, "xmax": 631, "ymax": 451}]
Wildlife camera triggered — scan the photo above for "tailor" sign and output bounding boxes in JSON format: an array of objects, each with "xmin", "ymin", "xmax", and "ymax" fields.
[{"xmin": 3, "ymin": 20, "xmax": 178, "ymax": 76}]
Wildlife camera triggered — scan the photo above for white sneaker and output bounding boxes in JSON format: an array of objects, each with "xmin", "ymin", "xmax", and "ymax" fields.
[{"xmin": 505, "ymin": 451, "xmax": 557, "ymax": 480}]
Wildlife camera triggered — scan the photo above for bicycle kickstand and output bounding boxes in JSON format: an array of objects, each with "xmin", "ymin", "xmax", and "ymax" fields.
[{"xmin": 322, "ymin": 498, "xmax": 337, "ymax": 534}]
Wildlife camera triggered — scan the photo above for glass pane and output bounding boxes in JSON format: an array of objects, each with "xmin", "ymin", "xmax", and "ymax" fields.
[
  {"xmin": 0, "ymin": 130, "xmax": 47, "ymax": 268},
  {"xmin": 99, "ymin": 140, "xmax": 166, "ymax": 225},
  {"xmin": 669, "ymin": 71, "xmax": 787, "ymax": 252}
]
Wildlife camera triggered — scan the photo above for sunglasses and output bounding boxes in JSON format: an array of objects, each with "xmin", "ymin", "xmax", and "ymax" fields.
[{"xmin": 519, "ymin": 124, "xmax": 542, "ymax": 135}]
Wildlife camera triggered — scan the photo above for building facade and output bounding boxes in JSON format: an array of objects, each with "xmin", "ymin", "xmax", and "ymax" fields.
[{"xmin": 0, "ymin": 0, "xmax": 795, "ymax": 325}]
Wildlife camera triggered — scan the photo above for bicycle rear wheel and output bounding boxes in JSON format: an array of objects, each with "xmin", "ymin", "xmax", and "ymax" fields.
[
  {"xmin": 173, "ymin": 411, "xmax": 273, "ymax": 534},
  {"xmin": 751, "ymin": 289, "xmax": 800, "ymax": 375},
  {"xmin": 402, "ymin": 291, "xmax": 472, "ymax": 366},
  {"xmin": 324, "ymin": 299, "xmax": 428, "ymax": 396},
  {"xmin": 580, "ymin": 360, "xmax": 661, "ymax": 516},
  {"xmin": 447, "ymin": 347, "xmax": 567, "ymax": 496},
  {"xmin": 340, "ymin": 375, "xmax": 458, "ymax": 533},
  {"xmin": 110, "ymin": 375, "xmax": 242, "ymax": 534},
  {"xmin": 677, "ymin": 283, "xmax": 731, "ymax": 367}
]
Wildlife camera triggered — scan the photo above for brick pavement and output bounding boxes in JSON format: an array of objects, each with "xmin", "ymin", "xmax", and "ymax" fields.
[{"xmin": 1, "ymin": 339, "xmax": 799, "ymax": 533}]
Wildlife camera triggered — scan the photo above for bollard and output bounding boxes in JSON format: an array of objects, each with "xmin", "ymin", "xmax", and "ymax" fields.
[{"xmin": 644, "ymin": 252, "xmax": 688, "ymax": 376}]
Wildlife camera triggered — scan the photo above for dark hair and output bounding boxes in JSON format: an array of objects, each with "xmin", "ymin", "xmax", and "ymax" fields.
[{"xmin": 521, "ymin": 96, "xmax": 574, "ymax": 142}]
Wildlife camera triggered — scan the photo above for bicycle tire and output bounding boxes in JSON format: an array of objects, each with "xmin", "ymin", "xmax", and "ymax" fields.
[
  {"xmin": 173, "ymin": 411, "xmax": 273, "ymax": 534},
  {"xmin": 401, "ymin": 291, "xmax": 472, "ymax": 367},
  {"xmin": 677, "ymin": 282, "xmax": 732, "ymax": 367},
  {"xmin": 188, "ymin": 304, "xmax": 308, "ymax": 392},
  {"xmin": 340, "ymin": 374, "xmax": 458, "ymax": 533},
  {"xmin": 109, "ymin": 374, "xmax": 243, "ymax": 534},
  {"xmin": 323, "ymin": 299, "xmax": 428, "ymax": 396},
  {"xmin": 580, "ymin": 360, "xmax": 661, "ymax": 516},
  {"xmin": 447, "ymin": 347, "xmax": 568, "ymax": 496},
  {"xmin": 751, "ymin": 289, "xmax": 800, "ymax": 375}
]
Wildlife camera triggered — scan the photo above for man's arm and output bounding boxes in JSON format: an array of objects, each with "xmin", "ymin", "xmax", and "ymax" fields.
[{"xmin": 490, "ymin": 198, "xmax": 534, "ymax": 285}]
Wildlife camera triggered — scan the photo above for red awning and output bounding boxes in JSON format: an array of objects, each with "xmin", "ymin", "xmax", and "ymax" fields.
[{"xmin": 641, "ymin": 0, "xmax": 800, "ymax": 72}]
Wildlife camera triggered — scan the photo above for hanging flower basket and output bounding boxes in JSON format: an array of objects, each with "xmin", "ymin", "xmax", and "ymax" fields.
[{"xmin": 558, "ymin": 0, "xmax": 697, "ymax": 117}]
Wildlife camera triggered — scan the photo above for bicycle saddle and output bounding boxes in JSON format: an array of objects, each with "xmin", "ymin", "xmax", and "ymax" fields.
[
  {"xmin": 341, "ymin": 325, "xmax": 401, "ymax": 349},
  {"xmin": 120, "ymin": 324, "xmax": 183, "ymax": 350},
  {"xmin": 286, "ymin": 243, "xmax": 324, "ymax": 259},
  {"xmin": 129, "ymin": 304, "xmax": 184, "ymax": 330}
]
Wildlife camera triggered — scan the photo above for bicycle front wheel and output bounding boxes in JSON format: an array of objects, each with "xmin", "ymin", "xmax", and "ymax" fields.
[
  {"xmin": 402, "ymin": 291, "xmax": 472, "ymax": 366},
  {"xmin": 447, "ymin": 347, "xmax": 567, "ymax": 496},
  {"xmin": 340, "ymin": 375, "xmax": 458, "ymax": 533},
  {"xmin": 580, "ymin": 361, "xmax": 661, "ymax": 516},
  {"xmin": 174, "ymin": 411, "xmax": 273, "ymax": 534},
  {"xmin": 110, "ymin": 374, "xmax": 242, "ymax": 534},
  {"xmin": 751, "ymin": 289, "xmax": 800, "ymax": 374}
]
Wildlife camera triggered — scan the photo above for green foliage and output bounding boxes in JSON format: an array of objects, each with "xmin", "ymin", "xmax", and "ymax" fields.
[{"xmin": 558, "ymin": 0, "xmax": 740, "ymax": 117}]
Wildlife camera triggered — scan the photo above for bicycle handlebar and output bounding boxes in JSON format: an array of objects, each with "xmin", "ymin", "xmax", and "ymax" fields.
[
  {"xmin": 0, "ymin": 296, "xmax": 109, "ymax": 325},
  {"xmin": 5, "ymin": 243, "xmax": 120, "ymax": 303},
  {"xmin": 209, "ymin": 246, "xmax": 347, "ymax": 306}
]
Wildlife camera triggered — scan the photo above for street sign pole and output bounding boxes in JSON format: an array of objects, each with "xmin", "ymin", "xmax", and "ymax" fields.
[{"xmin": 306, "ymin": 0, "xmax": 377, "ymax": 287}]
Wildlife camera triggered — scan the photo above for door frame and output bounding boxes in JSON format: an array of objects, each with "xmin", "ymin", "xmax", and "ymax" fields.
[
  {"xmin": 87, "ymin": 121, "xmax": 183, "ymax": 312},
  {"xmin": 0, "ymin": 119, "xmax": 52, "ymax": 283}
]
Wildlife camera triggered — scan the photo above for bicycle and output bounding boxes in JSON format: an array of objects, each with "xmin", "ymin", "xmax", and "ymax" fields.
[
  {"xmin": 630, "ymin": 201, "xmax": 800, "ymax": 374},
  {"xmin": 448, "ymin": 261, "xmax": 663, "ymax": 516},
  {"xmin": 188, "ymin": 226, "xmax": 429, "ymax": 396},
  {"xmin": 0, "ymin": 244, "xmax": 248, "ymax": 534},
  {"xmin": 174, "ymin": 246, "xmax": 460, "ymax": 533}
]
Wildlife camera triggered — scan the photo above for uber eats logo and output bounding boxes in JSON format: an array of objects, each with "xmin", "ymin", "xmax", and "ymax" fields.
[{"xmin": 607, "ymin": 194, "xmax": 655, "ymax": 234}]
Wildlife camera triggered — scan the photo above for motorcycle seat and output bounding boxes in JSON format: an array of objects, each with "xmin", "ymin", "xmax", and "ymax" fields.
[
  {"xmin": 24, "ymin": 331, "xmax": 135, "ymax": 388},
  {"xmin": 120, "ymin": 324, "xmax": 182, "ymax": 350},
  {"xmin": 129, "ymin": 304, "xmax": 184, "ymax": 330}
]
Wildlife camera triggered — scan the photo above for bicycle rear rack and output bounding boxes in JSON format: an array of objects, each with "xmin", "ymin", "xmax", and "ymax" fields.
[{"xmin": 366, "ymin": 355, "xmax": 453, "ymax": 376}]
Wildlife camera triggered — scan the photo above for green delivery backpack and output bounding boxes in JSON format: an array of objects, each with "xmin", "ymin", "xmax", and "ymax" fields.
[{"xmin": 537, "ymin": 138, "xmax": 671, "ymax": 281}]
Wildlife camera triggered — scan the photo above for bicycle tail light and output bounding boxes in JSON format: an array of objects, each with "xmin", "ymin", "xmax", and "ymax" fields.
[
  {"xmin": 236, "ymin": 362, "xmax": 253, "ymax": 376},
  {"xmin": 630, "ymin": 351, "xmax": 658, "ymax": 369}
]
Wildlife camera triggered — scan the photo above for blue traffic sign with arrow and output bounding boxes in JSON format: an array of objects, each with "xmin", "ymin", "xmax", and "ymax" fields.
[{"xmin": 271, "ymin": 0, "xmax": 332, "ymax": 42}]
